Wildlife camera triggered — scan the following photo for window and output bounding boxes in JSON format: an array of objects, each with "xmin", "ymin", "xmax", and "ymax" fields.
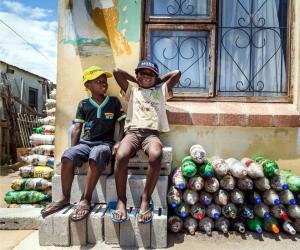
[
  {"xmin": 144, "ymin": 0, "xmax": 291, "ymax": 101},
  {"xmin": 28, "ymin": 87, "xmax": 38, "ymax": 110}
]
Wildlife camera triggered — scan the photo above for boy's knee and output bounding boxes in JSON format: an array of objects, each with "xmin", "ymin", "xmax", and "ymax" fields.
[
  {"xmin": 148, "ymin": 148, "xmax": 162, "ymax": 164},
  {"xmin": 115, "ymin": 150, "xmax": 131, "ymax": 164}
]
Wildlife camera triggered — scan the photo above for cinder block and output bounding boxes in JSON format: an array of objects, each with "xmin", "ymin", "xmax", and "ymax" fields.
[
  {"xmin": 70, "ymin": 207, "xmax": 87, "ymax": 245},
  {"xmin": 52, "ymin": 205, "xmax": 74, "ymax": 246},
  {"xmin": 52, "ymin": 175, "xmax": 107, "ymax": 203},
  {"xmin": 129, "ymin": 147, "xmax": 172, "ymax": 163},
  {"xmin": 106, "ymin": 175, "xmax": 168, "ymax": 209},
  {"xmin": 104, "ymin": 210, "xmax": 120, "ymax": 244},
  {"xmin": 0, "ymin": 208, "xmax": 42, "ymax": 230},
  {"xmin": 87, "ymin": 204, "xmax": 106, "ymax": 244},
  {"xmin": 119, "ymin": 209, "xmax": 135, "ymax": 248},
  {"xmin": 56, "ymin": 161, "xmax": 112, "ymax": 175},
  {"xmin": 128, "ymin": 162, "xmax": 171, "ymax": 176},
  {"xmin": 39, "ymin": 213, "xmax": 54, "ymax": 246},
  {"xmin": 151, "ymin": 208, "xmax": 168, "ymax": 249}
]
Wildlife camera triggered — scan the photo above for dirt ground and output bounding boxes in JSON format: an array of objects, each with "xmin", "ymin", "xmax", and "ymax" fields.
[{"xmin": 0, "ymin": 167, "xmax": 19, "ymax": 208}]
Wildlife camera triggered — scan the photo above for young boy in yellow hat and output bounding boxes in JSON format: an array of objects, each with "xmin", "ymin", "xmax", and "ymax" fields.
[{"xmin": 41, "ymin": 66, "xmax": 126, "ymax": 221}]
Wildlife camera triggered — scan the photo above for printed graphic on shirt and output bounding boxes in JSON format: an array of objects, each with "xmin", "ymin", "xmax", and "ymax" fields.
[{"xmin": 104, "ymin": 112, "xmax": 114, "ymax": 119}]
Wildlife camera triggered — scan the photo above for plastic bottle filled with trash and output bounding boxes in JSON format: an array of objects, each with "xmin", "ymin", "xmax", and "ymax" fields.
[
  {"xmin": 287, "ymin": 205, "xmax": 300, "ymax": 219},
  {"xmin": 286, "ymin": 175, "xmax": 300, "ymax": 192},
  {"xmin": 167, "ymin": 216, "xmax": 184, "ymax": 233},
  {"xmin": 239, "ymin": 204, "xmax": 254, "ymax": 219},
  {"xmin": 183, "ymin": 189, "xmax": 199, "ymax": 205},
  {"xmin": 38, "ymin": 116, "xmax": 55, "ymax": 125},
  {"xmin": 222, "ymin": 203, "xmax": 237, "ymax": 219},
  {"xmin": 206, "ymin": 204, "xmax": 221, "ymax": 219},
  {"xmin": 21, "ymin": 154, "xmax": 54, "ymax": 167},
  {"xmin": 270, "ymin": 204, "xmax": 289, "ymax": 220},
  {"xmin": 175, "ymin": 203, "xmax": 190, "ymax": 218},
  {"xmin": 292, "ymin": 219, "xmax": 300, "ymax": 233},
  {"xmin": 263, "ymin": 216, "xmax": 280, "ymax": 234},
  {"xmin": 254, "ymin": 177, "xmax": 271, "ymax": 191},
  {"xmin": 204, "ymin": 177, "xmax": 219, "ymax": 193},
  {"xmin": 188, "ymin": 176, "xmax": 204, "ymax": 191},
  {"xmin": 184, "ymin": 216, "xmax": 198, "ymax": 235},
  {"xmin": 263, "ymin": 189, "xmax": 281, "ymax": 206},
  {"xmin": 30, "ymin": 134, "xmax": 55, "ymax": 146},
  {"xmin": 211, "ymin": 156, "xmax": 229, "ymax": 176},
  {"xmin": 254, "ymin": 203, "xmax": 270, "ymax": 218},
  {"xmin": 241, "ymin": 157, "xmax": 264, "ymax": 178},
  {"xmin": 270, "ymin": 174, "xmax": 289, "ymax": 191},
  {"xmin": 246, "ymin": 217, "xmax": 263, "ymax": 234},
  {"xmin": 19, "ymin": 166, "xmax": 53, "ymax": 179},
  {"xmin": 230, "ymin": 189, "xmax": 245, "ymax": 205},
  {"xmin": 199, "ymin": 191, "xmax": 213, "ymax": 206},
  {"xmin": 191, "ymin": 203, "xmax": 205, "ymax": 220},
  {"xmin": 215, "ymin": 217, "xmax": 230, "ymax": 234},
  {"xmin": 248, "ymin": 191, "xmax": 262, "ymax": 204},
  {"xmin": 279, "ymin": 189, "xmax": 296, "ymax": 205},
  {"xmin": 4, "ymin": 190, "xmax": 49, "ymax": 204},
  {"xmin": 33, "ymin": 125, "xmax": 55, "ymax": 135},
  {"xmin": 237, "ymin": 177, "xmax": 253, "ymax": 191},
  {"xmin": 11, "ymin": 178, "xmax": 51, "ymax": 191},
  {"xmin": 226, "ymin": 158, "xmax": 247, "ymax": 178},
  {"xmin": 282, "ymin": 219, "xmax": 297, "ymax": 235},
  {"xmin": 45, "ymin": 98, "xmax": 56, "ymax": 109},
  {"xmin": 199, "ymin": 217, "xmax": 214, "ymax": 235},
  {"xmin": 181, "ymin": 157, "xmax": 197, "ymax": 178},
  {"xmin": 31, "ymin": 145, "xmax": 55, "ymax": 156},
  {"xmin": 232, "ymin": 218, "xmax": 246, "ymax": 234},
  {"xmin": 167, "ymin": 186, "xmax": 182, "ymax": 208},
  {"xmin": 190, "ymin": 144, "xmax": 206, "ymax": 164},
  {"xmin": 199, "ymin": 160, "xmax": 214, "ymax": 178},
  {"xmin": 172, "ymin": 167, "xmax": 187, "ymax": 190},
  {"xmin": 214, "ymin": 189, "xmax": 229, "ymax": 206},
  {"xmin": 220, "ymin": 175, "xmax": 236, "ymax": 190},
  {"xmin": 254, "ymin": 156, "xmax": 279, "ymax": 178}
]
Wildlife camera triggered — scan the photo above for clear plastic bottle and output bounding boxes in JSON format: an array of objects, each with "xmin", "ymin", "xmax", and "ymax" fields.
[
  {"xmin": 279, "ymin": 189, "xmax": 296, "ymax": 205},
  {"xmin": 183, "ymin": 189, "xmax": 199, "ymax": 205},
  {"xmin": 184, "ymin": 216, "xmax": 198, "ymax": 235},
  {"xmin": 168, "ymin": 216, "xmax": 184, "ymax": 233},
  {"xmin": 287, "ymin": 205, "xmax": 300, "ymax": 219},
  {"xmin": 206, "ymin": 204, "xmax": 221, "ymax": 219},
  {"xmin": 190, "ymin": 203, "xmax": 205, "ymax": 220},
  {"xmin": 199, "ymin": 217, "xmax": 214, "ymax": 235},
  {"xmin": 190, "ymin": 144, "xmax": 206, "ymax": 164},
  {"xmin": 254, "ymin": 177, "xmax": 271, "ymax": 191},
  {"xmin": 282, "ymin": 219, "xmax": 297, "ymax": 235},
  {"xmin": 263, "ymin": 216, "xmax": 280, "ymax": 234},
  {"xmin": 188, "ymin": 176, "xmax": 204, "ymax": 191},
  {"xmin": 175, "ymin": 203, "xmax": 190, "ymax": 218},
  {"xmin": 239, "ymin": 204, "xmax": 254, "ymax": 219},
  {"xmin": 215, "ymin": 217, "xmax": 230, "ymax": 234},
  {"xmin": 241, "ymin": 158, "xmax": 264, "ymax": 178},
  {"xmin": 226, "ymin": 158, "xmax": 247, "ymax": 178},
  {"xmin": 232, "ymin": 218, "xmax": 246, "ymax": 234},
  {"xmin": 220, "ymin": 175, "xmax": 236, "ymax": 190},
  {"xmin": 230, "ymin": 189, "xmax": 245, "ymax": 205},
  {"xmin": 248, "ymin": 191, "xmax": 262, "ymax": 205},
  {"xmin": 172, "ymin": 168, "xmax": 187, "ymax": 190},
  {"xmin": 263, "ymin": 189, "xmax": 281, "ymax": 206},
  {"xmin": 222, "ymin": 203, "xmax": 237, "ymax": 219},
  {"xmin": 199, "ymin": 191, "xmax": 213, "ymax": 206},
  {"xmin": 214, "ymin": 189, "xmax": 229, "ymax": 206},
  {"xmin": 292, "ymin": 218, "xmax": 300, "ymax": 233},
  {"xmin": 204, "ymin": 177, "xmax": 219, "ymax": 193},
  {"xmin": 237, "ymin": 177, "xmax": 253, "ymax": 191},
  {"xmin": 254, "ymin": 203, "xmax": 270, "ymax": 218},
  {"xmin": 270, "ymin": 204, "xmax": 289, "ymax": 220},
  {"xmin": 211, "ymin": 156, "xmax": 229, "ymax": 176},
  {"xmin": 167, "ymin": 186, "xmax": 182, "ymax": 208}
]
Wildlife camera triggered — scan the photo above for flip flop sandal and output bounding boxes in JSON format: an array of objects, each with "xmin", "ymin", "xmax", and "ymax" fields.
[
  {"xmin": 70, "ymin": 204, "xmax": 91, "ymax": 222},
  {"xmin": 108, "ymin": 201, "xmax": 130, "ymax": 223},
  {"xmin": 135, "ymin": 199, "xmax": 154, "ymax": 224},
  {"xmin": 41, "ymin": 201, "xmax": 70, "ymax": 218}
]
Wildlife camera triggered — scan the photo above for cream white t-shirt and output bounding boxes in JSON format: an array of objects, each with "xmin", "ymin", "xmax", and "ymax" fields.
[{"xmin": 122, "ymin": 83, "xmax": 172, "ymax": 132}]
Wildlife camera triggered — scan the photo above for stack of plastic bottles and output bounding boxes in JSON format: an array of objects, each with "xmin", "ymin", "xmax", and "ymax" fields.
[
  {"xmin": 167, "ymin": 144, "xmax": 300, "ymax": 236},
  {"xmin": 4, "ymin": 90, "xmax": 56, "ymax": 208}
]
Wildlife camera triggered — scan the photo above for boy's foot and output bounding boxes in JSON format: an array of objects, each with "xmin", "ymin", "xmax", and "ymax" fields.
[
  {"xmin": 70, "ymin": 200, "xmax": 91, "ymax": 222},
  {"xmin": 41, "ymin": 199, "xmax": 70, "ymax": 218},
  {"xmin": 114, "ymin": 200, "xmax": 127, "ymax": 221},
  {"xmin": 137, "ymin": 198, "xmax": 154, "ymax": 223}
]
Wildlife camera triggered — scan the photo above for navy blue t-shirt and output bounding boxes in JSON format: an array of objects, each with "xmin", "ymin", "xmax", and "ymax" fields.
[{"xmin": 75, "ymin": 96, "xmax": 126, "ymax": 142}]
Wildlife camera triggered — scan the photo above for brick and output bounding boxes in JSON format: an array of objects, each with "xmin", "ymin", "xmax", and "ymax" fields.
[
  {"xmin": 273, "ymin": 115, "xmax": 300, "ymax": 127},
  {"xmin": 151, "ymin": 208, "xmax": 168, "ymax": 249},
  {"xmin": 52, "ymin": 205, "xmax": 74, "ymax": 246},
  {"xmin": 87, "ymin": 204, "xmax": 106, "ymax": 244},
  {"xmin": 167, "ymin": 111, "xmax": 192, "ymax": 125},
  {"xmin": 190, "ymin": 113, "xmax": 217, "ymax": 126},
  {"xmin": 218, "ymin": 114, "xmax": 246, "ymax": 126},
  {"xmin": 106, "ymin": 175, "xmax": 168, "ymax": 209},
  {"xmin": 56, "ymin": 161, "xmax": 112, "ymax": 175},
  {"xmin": 0, "ymin": 208, "xmax": 42, "ymax": 230},
  {"xmin": 104, "ymin": 210, "xmax": 120, "ymax": 244},
  {"xmin": 247, "ymin": 115, "xmax": 273, "ymax": 127},
  {"xmin": 52, "ymin": 175, "xmax": 107, "ymax": 203},
  {"xmin": 70, "ymin": 209, "xmax": 87, "ymax": 245},
  {"xmin": 39, "ymin": 213, "xmax": 54, "ymax": 246}
]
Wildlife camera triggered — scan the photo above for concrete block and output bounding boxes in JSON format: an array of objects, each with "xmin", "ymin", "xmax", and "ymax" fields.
[
  {"xmin": 39, "ymin": 213, "xmax": 54, "ymax": 246},
  {"xmin": 0, "ymin": 208, "xmax": 42, "ymax": 230},
  {"xmin": 56, "ymin": 161, "xmax": 112, "ymax": 175},
  {"xmin": 87, "ymin": 204, "xmax": 106, "ymax": 244},
  {"xmin": 106, "ymin": 175, "xmax": 168, "ymax": 209},
  {"xmin": 119, "ymin": 209, "xmax": 135, "ymax": 248},
  {"xmin": 129, "ymin": 147, "xmax": 172, "ymax": 163},
  {"xmin": 151, "ymin": 208, "xmax": 168, "ymax": 249},
  {"xmin": 52, "ymin": 175, "xmax": 107, "ymax": 203},
  {"xmin": 52, "ymin": 205, "xmax": 73, "ymax": 246},
  {"xmin": 128, "ymin": 162, "xmax": 171, "ymax": 176},
  {"xmin": 70, "ymin": 209, "xmax": 87, "ymax": 245},
  {"xmin": 104, "ymin": 210, "xmax": 120, "ymax": 244}
]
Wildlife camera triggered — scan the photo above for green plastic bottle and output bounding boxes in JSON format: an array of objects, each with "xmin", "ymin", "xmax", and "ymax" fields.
[
  {"xmin": 181, "ymin": 160, "xmax": 197, "ymax": 178},
  {"xmin": 263, "ymin": 217, "xmax": 280, "ymax": 234},
  {"xmin": 199, "ymin": 160, "xmax": 214, "ymax": 178},
  {"xmin": 4, "ymin": 190, "xmax": 49, "ymax": 204},
  {"xmin": 287, "ymin": 175, "xmax": 300, "ymax": 192},
  {"xmin": 246, "ymin": 217, "xmax": 263, "ymax": 234},
  {"xmin": 33, "ymin": 127, "xmax": 44, "ymax": 134},
  {"xmin": 254, "ymin": 157, "xmax": 279, "ymax": 178}
]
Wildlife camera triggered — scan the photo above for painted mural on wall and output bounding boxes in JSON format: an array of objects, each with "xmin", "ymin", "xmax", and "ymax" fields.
[{"xmin": 60, "ymin": 0, "xmax": 140, "ymax": 56}]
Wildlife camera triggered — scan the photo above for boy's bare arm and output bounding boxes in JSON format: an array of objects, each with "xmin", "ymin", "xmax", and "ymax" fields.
[
  {"xmin": 71, "ymin": 123, "xmax": 82, "ymax": 146},
  {"xmin": 113, "ymin": 68, "xmax": 137, "ymax": 92},
  {"xmin": 112, "ymin": 119, "xmax": 125, "ymax": 155},
  {"xmin": 159, "ymin": 70, "xmax": 181, "ymax": 92}
]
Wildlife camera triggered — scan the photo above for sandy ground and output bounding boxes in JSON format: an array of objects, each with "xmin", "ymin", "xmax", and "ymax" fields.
[{"xmin": 0, "ymin": 168, "xmax": 19, "ymax": 208}]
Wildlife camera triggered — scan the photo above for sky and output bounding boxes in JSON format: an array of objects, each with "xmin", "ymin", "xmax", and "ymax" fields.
[{"xmin": 0, "ymin": 0, "xmax": 57, "ymax": 82}]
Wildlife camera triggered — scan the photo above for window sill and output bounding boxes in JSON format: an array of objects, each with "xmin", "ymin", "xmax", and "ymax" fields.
[{"xmin": 166, "ymin": 102, "xmax": 300, "ymax": 127}]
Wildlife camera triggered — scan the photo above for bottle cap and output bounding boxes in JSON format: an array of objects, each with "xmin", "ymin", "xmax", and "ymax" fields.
[
  {"xmin": 282, "ymin": 184, "xmax": 288, "ymax": 190},
  {"xmin": 72, "ymin": 119, "xmax": 76, "ymax": 125},
  {"xmin": 197, "ymin": 214, "xmax": 204, "ymax": 220},
  {"xmin": 256, "ymin": 198, "xmax": 262, "ymax": 204},
  {"xmin": 274, "ymin": 199, "xmax": 281, "ymax": 205},
  {"xmin": 181, "ymin": 211, "xmax": 187, "ymax": 217},
  {"xmin": 213, "ymin": 213, "xmax": 219, "ymax": 219},
  {"xmin": 178, "ymin": 183, "xmax": 185, "ymax": 190},
  {"xmin": 256, "ymin": 227, "xmax": 263, "ymax": 234},
  {"xmin": 171, "ymin": 202, "xmax": 177, "ymax": 207},
  {"xmin": 204, "ymin": 199, "xmax": 210, "ymax": 205},
  {"xmin": 44, "ymin": 194, "xmax": 49, "ymax": 200},
  {"xmin": 272, "ymin": 224, "xmax": 279, "ymax": 234},
  {"xmin": 264, "ymin": 212, "xmax": 270, "ymax": 218},
  {"xmin": 290, "ymin": 199, "xmax": 296, "ymax": 205},
  {"xmin": 281, "ymin": 213, "xmax": 288, "ymax": 220}
]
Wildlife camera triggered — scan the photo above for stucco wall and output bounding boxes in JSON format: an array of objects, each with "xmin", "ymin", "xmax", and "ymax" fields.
[{"xmin": 56, "ymin": 0, "xmax": 300, "ymax": 174}]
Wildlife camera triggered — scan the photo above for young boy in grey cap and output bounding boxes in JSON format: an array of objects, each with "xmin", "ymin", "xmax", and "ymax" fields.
[{"xmin": 112, "ymin": 60, "xmax": 181, "ymax": 223}]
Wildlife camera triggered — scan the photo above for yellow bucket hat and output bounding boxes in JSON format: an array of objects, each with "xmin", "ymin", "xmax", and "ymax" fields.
[{"xmin": 82, "ymin": 66, "xmax": 112, "ymax": 84}]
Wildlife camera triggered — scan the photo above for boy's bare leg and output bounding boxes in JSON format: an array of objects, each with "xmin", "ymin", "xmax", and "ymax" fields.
[
  {"xmin": 139, "ymin": 142, "xmax": 162, "ymax": 222},
  {"xmin": 114, "ymin": 143, "xmax": 135, "ymax": 220}
]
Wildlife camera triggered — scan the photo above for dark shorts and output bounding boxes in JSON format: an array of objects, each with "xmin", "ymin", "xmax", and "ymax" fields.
[
  {"xmin": 121, "ymin": 128, "xmax": 162, "ymax": 155},
  {"xmin": 61, "ymin": 139, "xmax": 113, "ymax": 173}
]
